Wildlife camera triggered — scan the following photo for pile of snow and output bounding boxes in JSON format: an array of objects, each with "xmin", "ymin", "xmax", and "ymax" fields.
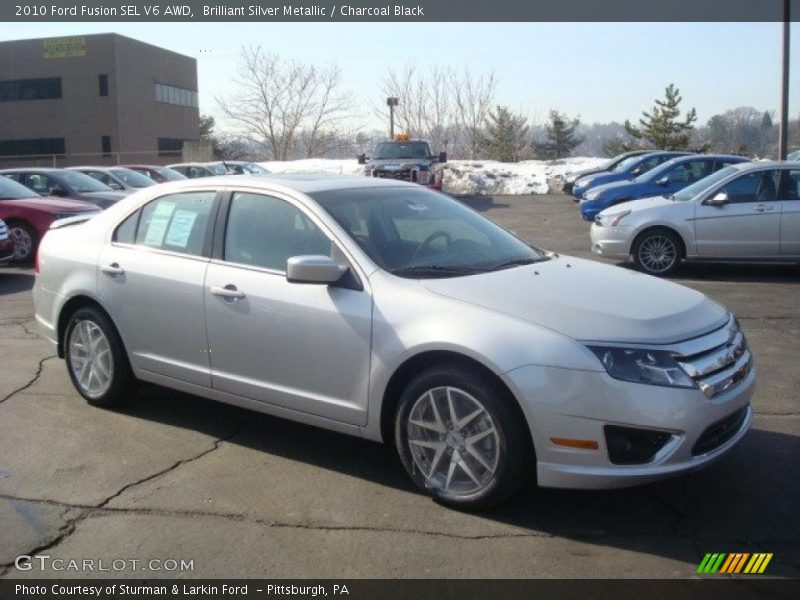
[
  {"xmin": 259, "ymin": 159, "xmax": 363, "ymax": 176},
  {"xmin": 258, "ymin": 157, "xmax": 609, "ymax": 195}
]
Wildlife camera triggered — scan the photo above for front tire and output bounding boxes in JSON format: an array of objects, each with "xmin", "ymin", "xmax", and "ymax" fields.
[
  {"xmin": 7, "ymin": 221, "xmax": 37, "ymax": 264},
  {"xmin": 64, "ymin": 306, "xmax": 137, "ymax": 407},
  {"xmin": 394, "ymin": 364, "xmax": 534, "ymax": 510},
  {"xmin": 632, "ymin": 228, "xmax": 682, "ymax": 276}
]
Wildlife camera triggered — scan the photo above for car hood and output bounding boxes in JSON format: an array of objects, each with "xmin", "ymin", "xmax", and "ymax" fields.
[
  {"xmin": 600, "ymin": 195, "xmax": 676, "ymax": 216},
  {"xmin": 3, "ymin": 196, "xmax": 98, "ymax": 212},
  {"xmin": 422, "ymin": 256, "xmax": 727, "ymax": 344},
  {"xmin": 580, "ymin": 172, "xmax": 632, "ymax": 188},
  {"xmin": 586, "ymin": 179, "xmax": 647, "ymax": 198}
]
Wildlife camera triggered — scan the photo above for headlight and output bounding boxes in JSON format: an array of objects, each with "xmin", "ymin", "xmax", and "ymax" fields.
[
  {"xmin": 577, "ymin": 178, "xmax": 593, "ymax": 188},
  {"xmin": 588, "ymin": 346, "xmax": 695, "ymax": 388},
  {"xmin": 584, "ymin": 191, "xmax": 600, "ymax": 201},
  {"xmin": 596, "ymin": 210, "xmax": 631, "ymax": 227}
]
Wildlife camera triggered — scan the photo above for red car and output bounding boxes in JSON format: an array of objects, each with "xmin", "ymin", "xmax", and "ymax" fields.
[
  {"xmin": 0, "ymin": 176, "xmax": 99, "ymax": 263},
  {"xmin": 123, "ymin": 164, "xmax": 187, "ymax": 183}
]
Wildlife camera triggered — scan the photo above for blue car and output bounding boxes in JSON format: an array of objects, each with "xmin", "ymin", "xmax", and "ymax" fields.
[
  {"xmin": 571, "ymin": 151, "xmax": 692, "ymax": 199},
  {"xmin": 579, "ymin": 154, "xmax": 750, "ymax": 221}
]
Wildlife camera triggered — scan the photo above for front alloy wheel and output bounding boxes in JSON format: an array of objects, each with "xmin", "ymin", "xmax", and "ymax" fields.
[
  {"xmin": 8, "ymin": 222, "xmax": 36, "ymax": 263},
  {"xmin": 407, "ymin": 386, "xmax": 500, "ymax": 496},
  {"xmin": 633, "ymin": 229, "xmax": 681, "ymax": 276},
  {"xmin": 395, "ymin": 364, "xmax": 534, "ymax": 509}
]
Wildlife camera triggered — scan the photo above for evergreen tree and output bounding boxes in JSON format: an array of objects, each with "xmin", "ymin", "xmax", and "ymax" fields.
[
  {"xmin": 624, "ymin": 84, "xmax": 697, "ymax": 150},
  {"xmin": 478, "ymin": 105, "xmax": 531, "ymax": 162},
  {"xmin": 538, "ymin": 110, "xmax": 583, "ymax": 159}
]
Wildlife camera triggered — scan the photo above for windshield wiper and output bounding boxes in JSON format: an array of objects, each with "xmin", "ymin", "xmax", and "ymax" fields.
[
  {"xmin": 487, "ymin": 257, "xmax": 544, "ymax": 272},
  {"xmin": 390, "ymin": 265, "xmax": 485, "ymax": 277}
]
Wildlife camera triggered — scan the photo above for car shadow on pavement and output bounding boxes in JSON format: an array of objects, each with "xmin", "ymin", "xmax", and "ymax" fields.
[
  {"xmin": 0, "ymin": 270, "xmax": 34, "ymax": 296},
  {"xmin": 120, "ymin": 387, "xmax": 799, "ymax": 576},
  {"xmin": 453, "ymin": 194, "xmax": 510, "ymax": 212}
]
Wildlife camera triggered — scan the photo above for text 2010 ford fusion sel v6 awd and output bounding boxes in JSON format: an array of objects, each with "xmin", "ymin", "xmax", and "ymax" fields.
[{"xmin": 33, "ymin": 176, "xmax": 755, "ymax": 509}]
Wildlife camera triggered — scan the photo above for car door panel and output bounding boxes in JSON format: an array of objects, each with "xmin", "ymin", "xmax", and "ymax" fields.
[
  {"xmin": 693, "ymin": 170, "xmax": 781, "ymax": 257},
  {"xmin": 778, "ymin": 169, "xmax": 800, "ymax": 255},
  {"xmin": 203, "ymin": 191, "xmax": 372, "ymax": 425},
  {"xmin": 98, "ymin": 190, "xmax": 217, "ymax": 386}
]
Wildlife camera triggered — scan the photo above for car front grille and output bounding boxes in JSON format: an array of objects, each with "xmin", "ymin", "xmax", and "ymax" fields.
[
  {"xmin": 692, "ymin": 405, "xmax": 749, "ymax": 456},
  {"xmin": 672, "ymin": 316, "xmax": 752, "ymax": 398},
  {"xmin": 373, "ymin": 168, "xmax": 412, "ymax": 182}
]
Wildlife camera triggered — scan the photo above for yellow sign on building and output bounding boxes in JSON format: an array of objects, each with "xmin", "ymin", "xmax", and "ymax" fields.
[{"xmin": 43, "ymin": 36, "xmax": 86, "ymax": 59}]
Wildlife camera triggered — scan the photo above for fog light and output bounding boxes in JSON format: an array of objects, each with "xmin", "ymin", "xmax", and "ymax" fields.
[{"xmin": 604, "ymin": 425, "xmax": 672, "ymax": 465}]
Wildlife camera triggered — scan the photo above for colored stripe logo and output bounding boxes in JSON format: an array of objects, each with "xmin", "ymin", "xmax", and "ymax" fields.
[{"xmin": 697, "ymin": 553, "xmax": 773, "ymax": 574}]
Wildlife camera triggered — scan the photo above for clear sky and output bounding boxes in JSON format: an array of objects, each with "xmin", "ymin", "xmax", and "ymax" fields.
[{"xmin": 4, "ymin": 22, "xmax": 799, "ymax": 129}]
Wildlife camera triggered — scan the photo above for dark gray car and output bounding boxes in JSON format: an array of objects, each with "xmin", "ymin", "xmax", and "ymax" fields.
[{"xmin": 0, "ymin": 168, "xmax": 129, "ymax": 209}]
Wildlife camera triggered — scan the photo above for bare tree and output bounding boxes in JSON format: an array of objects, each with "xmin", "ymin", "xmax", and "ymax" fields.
[
  {"xmin": 452, "ymin": 68, "xmax": 498, "ymax": 159},
  {"xmin": 217, "ymin": 47, "xmax": 352, "ymax": 160}
]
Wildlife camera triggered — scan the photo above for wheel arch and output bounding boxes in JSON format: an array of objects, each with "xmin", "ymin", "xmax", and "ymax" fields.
[
  {"xmin": 378, "ymin": 349, "xmax": 533, "ymax": 452},
  {"xmin": 56, "ymin": 295, "xmax": 116, "ymax": 358}
]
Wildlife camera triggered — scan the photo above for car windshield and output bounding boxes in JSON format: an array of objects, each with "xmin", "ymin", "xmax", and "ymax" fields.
[
  {"xmin": 57, "ymin": 170, "xmax": 113, "ymax": 193},
  {"xmin": 0, "ymin": 176, "xmax": 38, "ymax": 200},
  {"xmin": 373, "ymin": 141, "xmax": 432, "ymax": 160},
  {"xmin": 109, "ymin": 168, "xmax": 156, "ymax": 187},
  {"xmin": 156, "ymin": 167, "xmax": 187, "ymax": 181},
  {"xmin": 238, "ymin": 163, "xmax": 269, "ymax": 174},
  {"xmin": 207, "ymin": 164, "xmax": 228, "ymax": 175},
  {"xmin": 672, "ymin": 166, "xmax": 738, "ymax": 202},
  {"xmin": 611, "ymin": 155, "xmax": 647, "ymax": 173},
  {"xmin": 312, "ymin": 186, "xmax": 545, "ymax": 278}
]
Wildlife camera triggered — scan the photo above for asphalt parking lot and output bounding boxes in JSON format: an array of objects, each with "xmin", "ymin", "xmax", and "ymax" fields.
[{"xmin": 0, "ymin": 193, "xmax": 798, "ymax": 579}]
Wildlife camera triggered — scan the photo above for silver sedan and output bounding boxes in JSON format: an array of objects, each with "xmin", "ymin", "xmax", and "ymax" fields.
[
  {"xmin": 591, "ymin": 161, "xmax": 800, "ymax": 276},
  {"xmin": 34, "ymin": 176, "xmax": 755, "ymax": 509}
]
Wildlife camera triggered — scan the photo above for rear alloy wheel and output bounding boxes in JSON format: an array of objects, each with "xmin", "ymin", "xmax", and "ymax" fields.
[
  {"xmin": 8, "ymin": 222, "xmax": 36, "ymax": 264},
  {"xmin": 395, "ymin": 365, "xmax": 533, "ymax": 509},
  {"xmin": 633, "ymin": 229, "xmax": 682, "ymax": 276},
  {"xmin": 65, "ymin": 306, "xmax": 137, "ymax": 407}
]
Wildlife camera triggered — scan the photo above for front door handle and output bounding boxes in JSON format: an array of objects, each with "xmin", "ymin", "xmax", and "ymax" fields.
[
  {"xmin": 210, "ymin": 285, "xmax": 245, "ymax": 300},
  {"xmin": 100, "ymin": 263, "xmax": 125, "ymax": 276}
]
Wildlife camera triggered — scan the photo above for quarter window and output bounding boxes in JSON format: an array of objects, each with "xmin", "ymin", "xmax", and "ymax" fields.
[
  {"xmin": 224, "ymin": 192, "xmax": 331, "ymax": 272},
  {"xmin": 114, "ymin": 211, "xmax": 139, "ymax": 244},
  {"xmin": 134, "ymin": 192, "xmax": 215, "ymax": 256}
]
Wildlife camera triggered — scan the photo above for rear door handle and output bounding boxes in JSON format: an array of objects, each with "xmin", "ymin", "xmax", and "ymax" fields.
[
  {"xmin": 100, "ymin": 263, "xmax": 125, "ymax": 276},
  {"xmin": 210, "ymin": 285, "xmax": 245, "ymax": 300},
  {"xmin": 754, "ymin": 204, "xmax": 776, "ymax": 213}
]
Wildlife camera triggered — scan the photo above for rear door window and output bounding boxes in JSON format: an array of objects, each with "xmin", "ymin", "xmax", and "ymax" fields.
[{"xmin": 133, "ymin": 192, "xmax": 216, "ymax": 256}]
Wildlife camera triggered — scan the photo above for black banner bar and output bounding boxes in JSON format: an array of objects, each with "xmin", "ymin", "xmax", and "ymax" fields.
[
  {"xmin": 1, "ymin": 0, "xmax": 799, "ymax": 22},
  {"xmin": 2, "ymin": 580, "xmax": 800, "ymax": 600}
]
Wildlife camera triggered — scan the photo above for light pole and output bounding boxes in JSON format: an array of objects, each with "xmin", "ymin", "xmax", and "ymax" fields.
[
  {"xmin": 387, "ymin": 97, "xmax": 399, "ymax": 139},
  {"xmin": 778, "ymin": 0, "xmax": 791, "ymax": 159}
]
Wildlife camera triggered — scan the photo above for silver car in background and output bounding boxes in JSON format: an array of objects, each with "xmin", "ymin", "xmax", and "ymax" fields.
[
  {"xmin": 33, "ymin": 176, "xmax": 755, "ymax": 509},
  {"xmin": 591, "ymin": 161, "xmax": 800, "ymax": 275}
]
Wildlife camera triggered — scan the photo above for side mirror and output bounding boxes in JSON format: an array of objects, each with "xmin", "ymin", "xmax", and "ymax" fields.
[
  {"xmin": 630, "ymin": 167, "xmax": 642, "ymax": 176},
  {"xmin": 707, "ymin": 191, "xmax": 729, "ymax": 206},
  {"xmin": 438, "ymin": 151, "xmax": 447, "ymax": 163},
  {"xmin": 286, "ymin": 255, "xmax": 346, "ymax": 285},
  {"xmin": 108, "ymin": 181, "xmax": 123, "ymax": 191},
  {"xmin": 49, "ymin": 185, "xmax": 67, "ymax": 197},
  {"xmin": 656, "ymin": 176, "xmax": 669, "ymax": 185},
  {"xmin": 357, "ymin": 154, "xmax": 367, "ymax": 165}
]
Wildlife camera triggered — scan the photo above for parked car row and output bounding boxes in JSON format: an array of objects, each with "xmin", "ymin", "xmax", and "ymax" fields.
[{"xmin": 0, "ymin": 160, "xmax": 272, "ymax": 265}]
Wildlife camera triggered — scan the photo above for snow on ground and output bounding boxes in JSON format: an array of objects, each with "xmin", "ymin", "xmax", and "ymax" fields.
[{"xmin": 258, "ymin": 156, "xmax": 609, "ymax": 195}]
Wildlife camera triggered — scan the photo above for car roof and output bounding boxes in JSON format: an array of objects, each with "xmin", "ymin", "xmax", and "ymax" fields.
[
  {"xmin": 0, "ymin": 167, "xmax": 62, "ymax": 173},
  {"xmin": 146, "ymin": 173, "xmax": 422, "ymax": 195}
]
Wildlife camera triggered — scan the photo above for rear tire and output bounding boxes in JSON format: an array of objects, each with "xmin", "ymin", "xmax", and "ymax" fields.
[
  {"xmin": 632, "ymin": 228, "xmax": 683, "ymax": 276},
  {"xmin": 7, "ymin": 221, "xmax": 37, "ymax": 264},
  {"xmin": 394, "ymin": 364, "xmax": 534, "ymax": 510},
  {"xmin": 64, "ymin": 306, "xmax": 137, "ymax": 407}
]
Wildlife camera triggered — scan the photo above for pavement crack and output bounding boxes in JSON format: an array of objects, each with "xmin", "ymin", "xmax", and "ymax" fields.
[
  {"xmin": 0, "ymin": 355, "xmax": 56, "ymax": 405},
  {"xmin": 96, "ymin": 418, "xmax": 248, "ymax": 510}
]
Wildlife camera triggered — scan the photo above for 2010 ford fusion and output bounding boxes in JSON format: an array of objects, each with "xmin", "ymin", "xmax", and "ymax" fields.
[{"xmin": 33, "ymin": 176, "xmax": 755, "ymax": 509}]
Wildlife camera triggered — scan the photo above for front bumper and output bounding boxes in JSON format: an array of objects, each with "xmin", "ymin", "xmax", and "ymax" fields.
[
  {"xmin": 504, "ymin": 352, "xmax": 756, "ymax": 490},
  {"xmin": 589, "ymin": 222, "xmax": 633, "ymax": 260}
]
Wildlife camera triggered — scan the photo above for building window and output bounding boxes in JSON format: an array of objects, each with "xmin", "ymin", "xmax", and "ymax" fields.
[
  {"xmin": 154, "ymin": 82, "xmax": 198, "ymax": 108},
  {"xmin": 98, "ymin": 74, "xmax": 108, "ymax": 97},
  {"xmin": 0, "ymin": 77, "xmax": 62, "ymax": 102},
  {"xmin": 101, "ymin": 136, "xmax": 111, "ymax": 155},
  {"xmin": 157, "ymin": 137, "xmax": 185, "ymax": 157},
  {"xmin": 0, "ymin": 137, "xmax": 65, "ymax": 157}
]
